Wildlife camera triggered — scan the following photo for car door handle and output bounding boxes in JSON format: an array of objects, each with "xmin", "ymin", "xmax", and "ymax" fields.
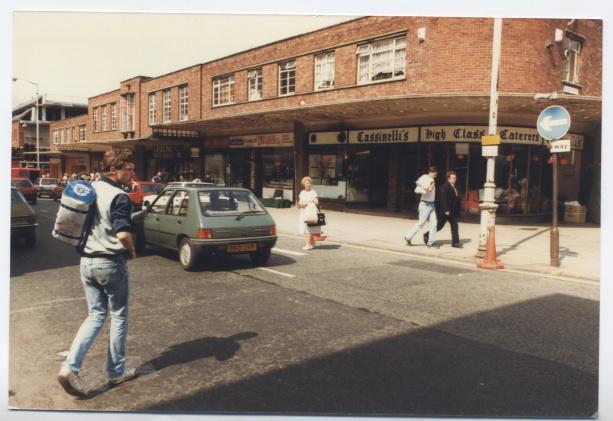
[
  {"xmin": 155, "ymin": 217, "xmax": 159, "ymax": 221},
  {"xmin": 177, "ymin": 220, "xmax": 182, "ymax": 224}
]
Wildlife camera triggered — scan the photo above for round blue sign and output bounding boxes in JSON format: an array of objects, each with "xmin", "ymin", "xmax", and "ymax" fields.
[{"xmin": 537, "ymin": 105, "xmax": 571, "ymax": 140}]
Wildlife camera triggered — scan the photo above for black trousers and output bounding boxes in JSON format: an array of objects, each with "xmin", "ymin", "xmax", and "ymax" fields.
[{"xmin": 437, "ymin": 214, "xmax": 460, "ymax": 245}]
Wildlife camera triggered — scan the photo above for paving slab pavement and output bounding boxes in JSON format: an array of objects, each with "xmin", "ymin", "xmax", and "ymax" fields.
[{"xmin": 268, "ymin": 207, "xmax": 601, "ymax": 282}]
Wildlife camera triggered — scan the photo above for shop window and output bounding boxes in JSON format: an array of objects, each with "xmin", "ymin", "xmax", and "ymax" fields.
[
  {"xmin": 357, "ymin": 35, "xmax": 406, "ymax": 84},
  {"xmin": 213, "ymin": 75, "xmax": 235, "ymax": 106},
  {"xmin": 279, "ymin": 60, "xmax": 296, "ymax": 96},
  {"xmin": 149, "ymin": 93, "xmax": 157, "ymax": 125},
  {"xmin": 314, "ymin": 52, "xmax": 335, "ymax": 90},
  {"xmin": 162, "ymin": 90, "xmax": 171, "ymax": 123},
  {"xmin": 263, "ymin": 148, "xmax": 295, "ymax": 189},
  {"xmin": 204, "ymin": 154, "xmax": 225, "ymax": 184},
  {"xmin": 248, "ymin": 68, "xmax": 263, "ymax": 101},
  {"xmin": 179, "ymin": 85, "xmax": 188, "ymax": 121},
  {"xmin": 562, "ymin": 34, "xmax": 583, "ymax": 86},
  {"xmin": 308, "ymin": 152, "xmax": 346, "ymax": 186}
]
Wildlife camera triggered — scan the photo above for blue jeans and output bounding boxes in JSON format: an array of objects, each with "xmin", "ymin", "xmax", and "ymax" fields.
[
  {"xmin": 405, "ymin": 201, "xmax": 438, "ymax": 244},
  {"xmin": 62, "ymin": 255, "xmax": 130, "ymax": 379}
]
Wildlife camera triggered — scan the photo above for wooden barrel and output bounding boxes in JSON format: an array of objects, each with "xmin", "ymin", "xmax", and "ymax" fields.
[{"xmin": 564, "ymin": 205, "xmax": 586, "ymax": 223}]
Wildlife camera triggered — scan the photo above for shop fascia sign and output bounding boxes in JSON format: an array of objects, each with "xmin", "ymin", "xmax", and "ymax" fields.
[
  {"xmin": 420, "ymin": 125, "xmax": 580, "ymax": 145},
  {"xmin": 229, "ymin": 132, "xmax": 294, "ymax": 148},
  {"xmin": 348, "ymin": 127, "xmax": 419, "ymax": 144}
]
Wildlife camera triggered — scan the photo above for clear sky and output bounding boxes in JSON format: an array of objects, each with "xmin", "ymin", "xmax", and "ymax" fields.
[{"xmin": 12, "ymin": 12, "xmax": 354, "ymax": 107}]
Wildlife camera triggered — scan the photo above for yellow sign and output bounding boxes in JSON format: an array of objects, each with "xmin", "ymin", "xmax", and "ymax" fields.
[{"xmin": 481, "ymin": 135, "xmax": 501, "ymax": 145}]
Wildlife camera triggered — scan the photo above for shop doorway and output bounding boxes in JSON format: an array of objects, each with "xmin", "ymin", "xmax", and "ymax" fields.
[
  {"xmin": 226, "ymin": 150, "xmax": 252, "ymax": 190},
  {"xmin": 369, "ymin": 148, "xmax": 388, "ymax": 207},
  {"xmin": 346, "ymin": 148, "xmax": 388, "ymax": 208}
]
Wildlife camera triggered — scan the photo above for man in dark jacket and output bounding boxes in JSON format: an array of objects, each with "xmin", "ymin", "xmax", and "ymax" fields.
[{"xmin": 424, "ymin": 170, "xmax": 462, "ymax": 248}]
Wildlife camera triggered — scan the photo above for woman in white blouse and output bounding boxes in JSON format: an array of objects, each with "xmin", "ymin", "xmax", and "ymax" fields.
[{"xmin": 297, "ymin": 176, "xmax": 321, "ymax": 250}]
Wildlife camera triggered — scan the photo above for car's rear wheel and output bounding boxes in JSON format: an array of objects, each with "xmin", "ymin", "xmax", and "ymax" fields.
[
  {"xmin": 250, "ymin": 248, "xmax": 271, "ymax": 266},
  {"xmin": 25, "ymin": 229, "xmax": 36, "ymax": 247},
  {"xmin": 179, "ymin": 238, "xmax": 198, "ymax": 271}
]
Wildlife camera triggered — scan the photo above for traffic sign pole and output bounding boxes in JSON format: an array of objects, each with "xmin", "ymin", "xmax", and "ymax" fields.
[{"xmin": 551, "ymin": 153, "xmax": 560, "ymax": 266}]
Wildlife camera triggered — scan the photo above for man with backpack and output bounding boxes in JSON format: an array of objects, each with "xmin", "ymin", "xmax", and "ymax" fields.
[
  {"xmin": 57, "ymin": 148, "xmax": 138, "ymax": 397},
  {"xmin": 404, "ymin": 166, "xmax": 439, "ymax": 247}
]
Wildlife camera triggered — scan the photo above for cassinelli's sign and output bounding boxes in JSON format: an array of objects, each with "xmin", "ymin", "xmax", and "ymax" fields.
[{"xmin": 349, "ymin": 128, "xmax": 419, "ymax": 144}]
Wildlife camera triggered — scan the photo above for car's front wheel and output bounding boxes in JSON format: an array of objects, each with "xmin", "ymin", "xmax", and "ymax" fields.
[
  {"xmin": 250, "ymin": 248, "xmax": 271, "ymax": 266},
  {"xmin": 179, "ymin": 238, "xmax": 198, "ymax": 271}
]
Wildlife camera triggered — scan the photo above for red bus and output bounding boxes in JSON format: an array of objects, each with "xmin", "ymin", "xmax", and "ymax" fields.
[{"xmin": 11, "ymin": 168, "xmax": 42, "ymax": 183}]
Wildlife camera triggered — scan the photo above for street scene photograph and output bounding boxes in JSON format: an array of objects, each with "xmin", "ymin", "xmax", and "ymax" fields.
[{"xmin": 6, "ymin": 6, "xmax": 606, "ymax": 420}]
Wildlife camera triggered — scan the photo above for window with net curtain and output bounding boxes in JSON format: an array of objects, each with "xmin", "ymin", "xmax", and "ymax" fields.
[{"xmin": 357, "ymin": 36, "xmax": 406, "ymax": 84}]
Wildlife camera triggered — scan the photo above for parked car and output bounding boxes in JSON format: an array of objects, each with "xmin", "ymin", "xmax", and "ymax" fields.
[
  {"xmin": 11, "ymin": 187, "xmax": 37, "ymax": 247},
  {"xmin": 11, "ymin": 178, "xmax": 38, "ymax": 204},
  {"xmin": 136, "ymin": 185, "xmax": 277, "ymax": 271},
  {"xmin": 126, "ymin": 181, "xmax": 164, "ymax": 209},
  {"xmin": 35, "ymin": 177, "xmax": 60, "ymax": 198},
  {"xmin": 141, "ymin": 181, "xmax": 213, "ymax": 210},
  {"xmin": 52, "ymin": 179, "xmax": 68, "ymax": 201}
]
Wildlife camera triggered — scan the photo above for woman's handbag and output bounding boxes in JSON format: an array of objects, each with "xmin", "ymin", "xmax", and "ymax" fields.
[
  {"xmin": 315, "ymin": 211, "xmax": 326, "ymax": 226},
  {"xmin": 303, "ymin": 203, "xmax": 318, "ymax": 224}
]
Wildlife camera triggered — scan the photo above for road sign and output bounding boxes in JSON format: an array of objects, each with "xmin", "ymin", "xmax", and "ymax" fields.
[
  {"xmin": 537, "ymin": 105, "xmax": 571, "ymax": 140},
  {"xmin": 550, "ymin": 139, "xmax": 571, "ymax": 153},
  {"xmin": 482, "ymin": 145, "xmax": 498, "ymax": 157},
  {"xmin": 481, "ymin": 135, "xmax": 501, "ymax": 145}
]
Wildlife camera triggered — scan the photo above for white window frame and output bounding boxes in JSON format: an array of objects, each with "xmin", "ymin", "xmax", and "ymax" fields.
[
  {"xmin": 212, "ymin": 75, "xmax": 235, "ymax": 106},
  {"xmin": 279, "ymin": 60, "xmax": 296, "ymax": 96},
  {"xmin": 163, "ymin": 89, "xmax": 171, "ymax": 123},
  {"xmin": 60, "ymin": 129, "xmax": 65, "ymax": 144},
  {"xmin": 248, "ymin": 68, "xmax": 263, "ymax": 101},
  {"xmin": 357, "ymin": 35, "xmax": 406, "ymax": 85},
  {"xmin": 149, "ymin": 93, "xmax": 157, "ymax": 125},
  {"xmin": 101, "ymin": 106, "xmax": 107, "ymax": 131},
  {"xmin": 120, "ymin": 94, "xmax": 135, "ymax": 132},
  {"xmin": 314, "ymin": 52, "xmax": 335, "ymax": 90},
  {"xmin": 93, "ymin": 107, "xmax": 98, "ymax": 132},
  {"xmin": 53, "ymin": 130, "xmax": 58, "ymax": 145},
  {"xmin": 111, "ymin": 103, "xmax": 116, "ymax": 130},
  {"xmin": 179, "ymin": 85, "xmax": 188, "ymax": 121},
  {"xmin": 72, "ymin": 127, "xmax": 77, "ymax": 142},
  {"xmin": 563, "ymin": 36, "xmax": 582, "ymax": 85},
  {"xmin": 80, "ymin": 125, "xmax": 86, "ymax": 141}
]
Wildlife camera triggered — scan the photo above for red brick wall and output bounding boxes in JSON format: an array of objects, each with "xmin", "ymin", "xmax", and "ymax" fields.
[
  {"xmin": 49, "ymin": 114, "xmax": 88, "ymax": 151},
  {"xmin": 12, "ymin": 121, "xmax": 23, "ymax": 148},
  {"xmin": 87, "ymin": 90, "xmax": 120, "ymax": 141}
]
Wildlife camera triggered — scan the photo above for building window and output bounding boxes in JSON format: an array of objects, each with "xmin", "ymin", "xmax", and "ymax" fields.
[
  {"xmin": 80, "ymin": 125, "xmax": 86, "ymax": 141},
  {"xmin": 213, "ymin": 75, "xmax": 235, "ymax": 106},
  {"xmin": 53, "ymin": 130, "xmax": 58, "ymax": 145},
  {"xmin": 121, "ymin": 94, "xmax": 135, "ymax": 132},
  {"xmin": 279, "ymin": 60, "xmax": 296, "ymax": 96},
  {"xmin": 563, "ymin": 35, "xmax": 582, "ymax": 85},
  {"xmin": 93, "ymin": 107, "xmax": 98, "ymax": 132},
  {"xmin": 60, "ymin": 129, "xmax": 65, "ymax": 144},
  {"xmin": 111, "ymin": 103, "xmax": 116, "ymax": 130},
  {"xmin": 357, "ymin": 35, "xmax": 406, "ymax": 84},
  {"xmin": 101, "ymin": 106, "xmax": 107, "ymax": 131},
  {"xmin": 314, "ymin": 52, "xmax": 335, "ymax": 90},
  {"xmin": 163, "ymin": 89, "xmax": 171, "ymax": 123},
  {"xmin": 149, "ymin": 93, "xmax": 157, "ymax": 125},
  {"xmin": 72, "ymin": 127, "xmax": 77, "ymax": 142},
  {"xmin": 179, "ymin": 85, "xmax": 188, "ymax": 121},
  {"xmin": 248, "ymin": 68, "xmax": 263, "ymax": 101}
]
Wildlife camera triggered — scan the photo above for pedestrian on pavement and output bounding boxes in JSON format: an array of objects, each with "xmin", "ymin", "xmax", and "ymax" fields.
[
  {"xmin": 424, "ymin": 170, "xmax": 462, "ymax": 248},
  {"xmin": 297, "ymin": 176, "xmax": 322, "ymax": 250},
  {"xmin": 404, "ymin": 166, "xmax": 439, "ymax": 247},
  {"xmin": 57, "ymin": 148, "xmax": 138, "ymax": 397}
]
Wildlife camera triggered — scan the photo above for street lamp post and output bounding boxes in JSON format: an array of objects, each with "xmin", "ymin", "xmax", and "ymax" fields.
[{"xmin": 13, "ymin": 78, "xmax": 40, "ymax": 169}]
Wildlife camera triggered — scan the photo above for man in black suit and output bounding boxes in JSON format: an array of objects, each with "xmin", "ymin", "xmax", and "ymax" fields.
[{"xmin": 424, "ymin": 170, "xmax": 462, "ymax": 248}]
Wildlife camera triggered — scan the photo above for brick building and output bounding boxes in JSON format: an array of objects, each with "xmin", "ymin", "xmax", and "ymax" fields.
[{"xmin": 49, "ymin": 16, "xmax": 602, "ymax": 221}]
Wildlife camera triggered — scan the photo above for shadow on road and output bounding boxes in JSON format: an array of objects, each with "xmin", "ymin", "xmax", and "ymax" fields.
[{"xmin": 143, "ymin": 295, "xmax": 598, "ymax": 418}]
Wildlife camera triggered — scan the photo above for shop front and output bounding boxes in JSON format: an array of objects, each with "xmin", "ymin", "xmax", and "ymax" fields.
[
  {"xmin": 203, "ymin": 132, "xmax": 295, "ymax": 200},
  {"xmin": 309, "ymin": 125, "xmax": 586, "ymax": 216},
  {"xmin": 145, "ymin": 143, "xmax": 202, "ymax": 182}
]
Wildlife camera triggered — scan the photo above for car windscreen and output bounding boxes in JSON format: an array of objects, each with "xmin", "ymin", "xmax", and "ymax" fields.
[
  {"xmin": 13, "ymin": 179, "xmax": 33, "ymax": 188},
  {"xmin": 41, "ymin": 178, "xmax": 59, "ymax": 185},
  {"xmin": 11, "ymin": 189, "xmax": 26, "ymax": 204},
  {"xmin": 199, "ymin": 190, "xmax": 265, "ymax": 216},
  {"xmin": 142, "ymin": 184, "xmax": 162, "ymax": 194}
]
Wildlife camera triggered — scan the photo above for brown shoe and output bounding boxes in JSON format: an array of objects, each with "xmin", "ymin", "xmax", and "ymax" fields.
[{"xmin": 57, "ymin": 367, "xmax": 87, "ymax": 397}]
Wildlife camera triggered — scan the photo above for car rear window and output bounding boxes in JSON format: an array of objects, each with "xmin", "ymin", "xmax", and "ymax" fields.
[
  {"xmin": 142, "ymin": 184, "xmax": 162, "ymax": 194},
  {"xmin": 11, "ymin": 189, "xmax": 26, "ymax": 204},
  {"xmin": 198, "ymin": 190, "xmax": 265, "ymax": 216},
  {"xmin": 13, "ymin": 179, "xmax": 33, "ymax": 188}
]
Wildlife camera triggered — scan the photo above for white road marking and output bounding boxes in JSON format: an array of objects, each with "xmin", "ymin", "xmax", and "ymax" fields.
[
  {"xmin": 257, "ymin": 267, "xmax": 295, "ymax": 278},
  {"xmin": 272, "ymin": 247, "xmax": 307, "ymax": 256},
  {"xmin": 10, "ymin": 297, "xmax": 86, "ymax": 314}
]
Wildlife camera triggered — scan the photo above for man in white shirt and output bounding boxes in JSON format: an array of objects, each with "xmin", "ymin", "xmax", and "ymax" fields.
[{"xmin": 404, "ymin": 166, "xmax": 439, "ymax": 247}]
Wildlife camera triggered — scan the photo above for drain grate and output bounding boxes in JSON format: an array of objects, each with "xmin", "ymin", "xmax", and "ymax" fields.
[{"xmin": 387, "ymin": 259, "xmax": 474, "ymax": 275}]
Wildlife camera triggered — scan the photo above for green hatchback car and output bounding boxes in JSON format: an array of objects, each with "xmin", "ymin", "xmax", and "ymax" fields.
[{"xmin": 137, "ymin": 185, "xmax": 277, "ymax": 270}]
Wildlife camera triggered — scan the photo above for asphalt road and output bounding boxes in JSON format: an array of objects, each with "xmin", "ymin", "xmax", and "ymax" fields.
[{"xmin": 8, "ymin": 198, "xmax": 600, "ymax": 417}]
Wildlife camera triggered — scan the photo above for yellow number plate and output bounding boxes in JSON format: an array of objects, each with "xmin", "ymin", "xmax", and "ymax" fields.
[{"xmin": 227, "ymin": 243, "xmax": 257, "ymax": 253}]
